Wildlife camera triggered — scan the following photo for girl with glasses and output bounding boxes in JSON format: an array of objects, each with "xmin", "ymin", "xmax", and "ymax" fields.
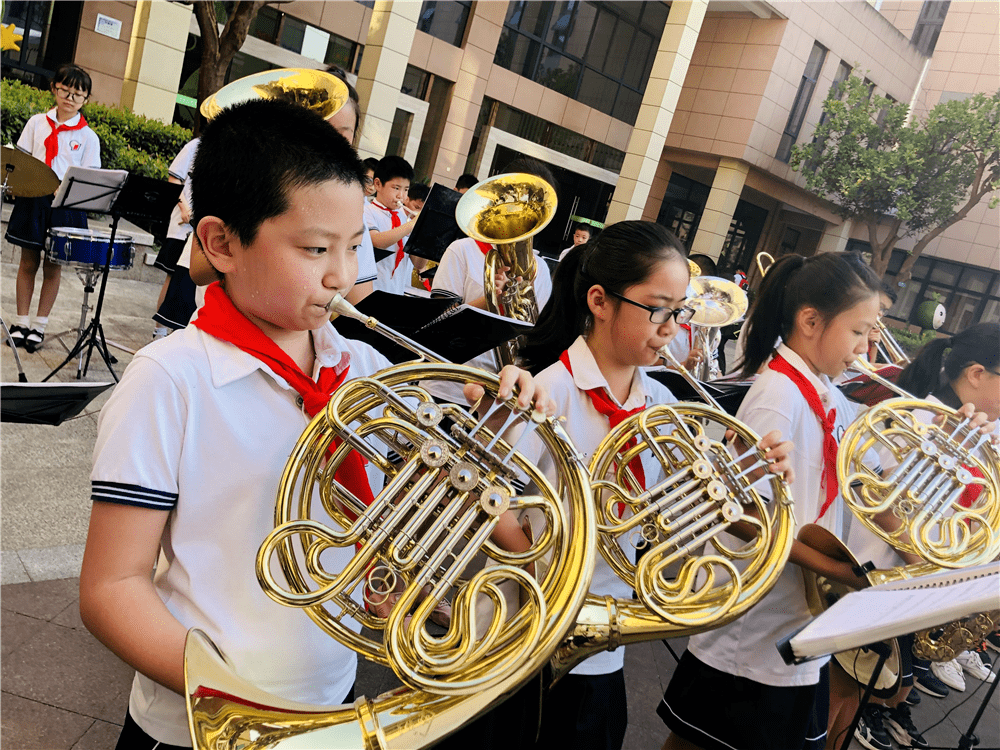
[
  {"xmin": 5, "ymin": 64, "xmax": 100, "ymax": 353},
  {"xmin": 517, "ymin": 221, "xmax": 792, "ymax": 750}
]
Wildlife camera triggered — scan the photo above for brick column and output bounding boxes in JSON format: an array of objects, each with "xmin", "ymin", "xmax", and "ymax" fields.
[
  {"xmin": 817, "ymin": 218, "xmax": 853, "ymax": 254},
  {"xmin": 120, "ymin": 1, "xmax": 192, "ymax": 123},
  {"xmin": 355, "ymin": 1, "xmax": 420, "ymax": 160},
  {"xmin": 605, "ymin": 0, "xmax": 706, "ymax": 224},
  {"xmin": 428, "ymin": 2, "xmax": 507, "ymax": 187},
  {"xmin": 689, "ymin": 157, "xmax": 749, "ymax": 261}
]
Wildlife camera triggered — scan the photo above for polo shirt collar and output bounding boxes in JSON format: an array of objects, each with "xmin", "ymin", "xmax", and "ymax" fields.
[
  {"xmin": 46, "ymin": 109, "xmax": 81, "ymax": 128},
  {"xmin": 566, "ymin": 335, "xmax": 647, "ymax": 410},
  {"xmin": 775, "ymin": 342, "xmax": 831, "ymax": 399},
  {"xmin": 202, "ymin": 321, "xmax": 351, "ymax": 390}
]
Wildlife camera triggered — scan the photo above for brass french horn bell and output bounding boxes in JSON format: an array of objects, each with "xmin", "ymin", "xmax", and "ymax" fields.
[
  {"xmin": 186, "ymin": 294, "xmax": 596, "ymax": 749},
  {"xmin": 455, "ymin": 172, "xmax": 557, "ymax": 368},
  {"xmin": 199, "ymin": 68, "xmax": 349, "ymax": 120}
]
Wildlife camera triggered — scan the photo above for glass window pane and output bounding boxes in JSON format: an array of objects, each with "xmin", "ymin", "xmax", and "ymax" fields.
[
  {"xmin": 248, "ymin": 6, "xmax": 280, "ymax": 43},
  {"xmin": 279, "ymin": 15, "xmax": 306, "ymax": 54},
  {"xmin": 929, "ymin": 260, "xmax": 961, "ymax": 286},
  {"xmin": 520, "ymin": 1, "xmax": 553, "ymax": 38},
  {"xmin": 980, "ymin": 298, "xmax": 1000, "ymax": 325},
  {"xmin": 584, "ymin": 10, "xmax": 616, "ymax": 69},
  {"xmin": 641, "ymin": 1, "xmax": 669, "ymax": 35},
  {"xmin": 623, "ymin": 32, "xmax": 652, "ymax": 89},
  {"xmin": 894, "ymin": 278, "xmax": 923, "ymax": 324},
  {"xmin": 564, "ymin": 2, "xmax": 597, "ymax": 58},
  {"xmin": 536, "ymin": 49, "xmax": 581, "ymax": 96},
  {"xmin": 603, "ymin": 19, "xmax": 634, "ymax": 79},
  {"xmin": 325, "ymin": 35, "xmax": 355, "ymax": 70},
  {"xmin": 887, "ymin": 249, "xmax": 905, "ymax": 275},
  {"xmin": 911, "ymin": 255, "xmax": 932, "ymax": 279},
  {"xmin": 613, "ymin": 85, "xmax": 642, "ymax": 124},
  {"xmin": 991, "ymin": 277, "xmax": 1000, "ymax": 296},
  {"xmin": 546, "ymin": 2, "xmax": 575, "ymax": 49},
  {"xmin": 227, "ymin": 51, "xmax": 273, "ymax": 85},
  {"xmin": 386, "ymin": 108, "xmax": 414, "ymax": 158},
  {"xmin": 401, "ymin": 65, "xmax": 429, "ymax": 98},
  {"xmin": 946, "ymin": 291, "xmax": 983, "ymax": 332},
  {"xmin": 418, "ymin": 1, "xmax": 470, "ymax": 47},
  {"xmin": 577, "ymin": 67, "xmax": 617, "ymax": 116},
  {"xmin": 959, "ymin": 267, "xmax": 993, "ymax": 294}
]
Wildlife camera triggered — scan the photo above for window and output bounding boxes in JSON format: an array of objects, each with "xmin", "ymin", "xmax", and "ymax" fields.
[
  {"xmin": 401, "ymin": 65, "xmax": 431, "ymax": 99},
  {"xmin": 1, "ymin": 0, "xmax": 84, "ymax": 88},
  {"xmin": 912, "ymin": 0, "xmax": 950, "ymax": 56},
  {"xmin": 494, "ymin": 1, "xmax": 668, "ymax": 126},
  {"xmin": 248, "ymin": 5, "xmax": 281, "ymax": 44},
  {"xmin": 776, "ymin": 42, "xmax": 828, "ymax": 162},
  {"xmin": 418, "ymin": 1, "xmax": 472, "ymax": 47},
  {"xmin": 806, "ymin": 61, "xmax": 852, "ymax": 170}
]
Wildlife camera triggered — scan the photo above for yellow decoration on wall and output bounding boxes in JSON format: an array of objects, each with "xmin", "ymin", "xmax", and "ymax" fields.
[{"xmin": 1, "ymin": 23, "xmax": 22, "ymax": 52}]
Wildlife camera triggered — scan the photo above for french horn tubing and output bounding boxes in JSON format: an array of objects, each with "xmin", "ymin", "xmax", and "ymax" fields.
[
  {"xmin": 547, "ymin": 344, "xmax": 796, "ymax": 679},
  {"xmin": 836, "ymin": 358, "xmax": 1000, "ymax": 661},
  {"xmin": 455, "ymin": 172, "xmax": 557, "ymax": 369},
  {"xmin": 185, "ymin": 295, "xmax": 597, "ymax": 749}
]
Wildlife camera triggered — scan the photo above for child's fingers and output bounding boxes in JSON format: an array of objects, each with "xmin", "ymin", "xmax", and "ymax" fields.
[{"xmin": 463, "ymin": 382, "xmax": 485, "ymax": 408}]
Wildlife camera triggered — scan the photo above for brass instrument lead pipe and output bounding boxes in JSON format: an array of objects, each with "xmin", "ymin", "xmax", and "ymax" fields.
[{"xmin": 657, "ymin": 344, "xmax": 725, "ymax": 411}]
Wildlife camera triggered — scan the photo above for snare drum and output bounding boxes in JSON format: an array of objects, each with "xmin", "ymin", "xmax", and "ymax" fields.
[{"xmin": 47, "ymin": 227, "xmax": 134, "ymax": 270}]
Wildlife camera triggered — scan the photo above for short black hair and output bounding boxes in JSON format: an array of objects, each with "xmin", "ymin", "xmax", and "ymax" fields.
[
  {"xmin": 191, "ymin": 98, "xmax": 366, "ymax": 247},
  {"xmin": 879, "ymin": 280, "xmax": 898, "ymax": 305},
  {"xmin": 324, "ymin": 65, "xmax": 360, "ymax": 131},
  {"xmin": 573, "ymin": 223, "xmax": 592, "ymax": 237},
  {"xmin": 374, "ymin": 155, "xmax": 413, "ymax": 185},
  {"xmin": 456, "ymin": 173, "xmax": 479, "ymax": 191},
  {"xmin": 408, "ymin": 183, "xmax": 429, "ymax": 202},
  {"xmin": 362, "ymin": 157, "xmax": 380, "ymax": 173},
  {"xmin": 688, "ymin": 253, "xmax": 717, "ymax": 277},
  {"xmin": 52, "ymin": 64, "xmax": 92, "ymax": 96}
]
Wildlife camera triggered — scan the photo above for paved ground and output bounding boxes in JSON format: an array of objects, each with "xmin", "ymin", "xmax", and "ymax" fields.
[{"xmin": 1, "ymin": 241, "xmax": 996, "ymax": 748}]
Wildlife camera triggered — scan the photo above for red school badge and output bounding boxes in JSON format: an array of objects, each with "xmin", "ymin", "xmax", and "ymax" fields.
[{"xmin": 70, "ymin": 139, "xmax": 82, "ymax": 152}]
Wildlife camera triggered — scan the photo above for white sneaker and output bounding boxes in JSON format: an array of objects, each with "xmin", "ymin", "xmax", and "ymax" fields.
[
  {"xmin": 930, "ymin": 659, "xmax": 966, "ymax": 691},
  {"xmin": 955, "ymin": 650, "xmax": 996, "ymax": 683}
]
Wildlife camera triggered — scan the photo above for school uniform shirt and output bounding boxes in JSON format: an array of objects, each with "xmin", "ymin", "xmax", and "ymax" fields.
[
  {"xmin": 516, "ymin": 335, "xmax": 678, "ymax": 676},
  {"xmin": 429, "ymin": 236, "xmax": 553, "ymax": 402},
  {"xmin": 686, "ymin": 344, "xmax": 860, "ymax": 687},
  {"xmin": 91, "ymin": 321, "xmax": 391, "ymax": 745},
  {"xmin": 16, "ymin": 109, "xmax": 101, "ymax": 179},
  {"xmin": 356, "ymin": 228, "xmax": 377, "ymax": 287},
  {"xmin": 364, "ymin": 200, "xmax": 412, "ymax": 295},
  {"xmin": 165, "ymin": 138, "xmax": 199, "ymax": 241}
]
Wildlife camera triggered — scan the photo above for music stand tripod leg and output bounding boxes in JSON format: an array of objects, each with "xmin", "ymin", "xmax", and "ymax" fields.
[
  {"xmin": 957, "ymin": 660, "xmax": 999, "ymax": 750},
  {"xmin": 840, "ymin": 642, "xmax": 891, "ymax": 750}
]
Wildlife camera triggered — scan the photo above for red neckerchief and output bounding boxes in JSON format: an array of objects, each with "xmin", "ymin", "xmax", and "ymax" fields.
[
  {"xmin": 475, "ymin": 241, "xmax": 492, "ymax": 255},
  {"xmin": 768, "ymin": 353, "xmax": 838, "ymax": 520},
  {"xmin": 680, "ymin": 323, "xmax": 693, "ymax": 348},
  {"xmin": 192, "ymin": 282, "xmax": 374, "ymax": 508},
  {"xmin": 560, "ymin": 350, "xmax": 646, "ymax": 500},
  {"xmin": 371, "ymin": 200, "xmax": 405, "ymax": 274},
  {"xmin": 44, "ymin": 113, "xmax": 88, "ymax": 167}
]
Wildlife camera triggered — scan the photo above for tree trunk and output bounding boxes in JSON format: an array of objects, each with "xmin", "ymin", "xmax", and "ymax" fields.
[
  {"xmin": 865, "ymin": 217, "xmax": 902, "ymax": 278},
  {"xmin": 193, "ymin": 1, "xmax": 266, "ymax": 134}
]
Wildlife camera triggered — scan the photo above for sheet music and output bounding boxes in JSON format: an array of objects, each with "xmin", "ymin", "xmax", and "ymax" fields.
[
  {"xmin": 788, "ymin": 562, "xmax": 1000, "ymax": 659},
  {"xmin": 53, "ymin": 167, "xmax": 129, "ymax": 212}
]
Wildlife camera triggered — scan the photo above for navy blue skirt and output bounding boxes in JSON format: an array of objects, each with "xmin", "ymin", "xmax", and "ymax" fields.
[{"xmin": 5, "ymin": 195, "xmax": 87, "ymax": 251}]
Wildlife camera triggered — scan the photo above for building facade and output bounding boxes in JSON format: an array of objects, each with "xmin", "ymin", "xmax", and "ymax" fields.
[{"xmin": 2, "ymin": 0, "xmax": 997, "ymax": 333}]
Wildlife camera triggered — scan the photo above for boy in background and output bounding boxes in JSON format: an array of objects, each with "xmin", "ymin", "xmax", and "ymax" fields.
[{"xmin": 364, "ymin": 155, "xmax": 427, "ymax": 294}]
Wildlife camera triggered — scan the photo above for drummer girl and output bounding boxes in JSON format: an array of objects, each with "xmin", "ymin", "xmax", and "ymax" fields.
[{"xmin": 5, "ymin": 64, "xmax": 101, "ymax": 353}]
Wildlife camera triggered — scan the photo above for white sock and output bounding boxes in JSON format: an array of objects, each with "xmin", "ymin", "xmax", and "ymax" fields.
[
  {"xmin": 14, "ymin": 314, "xmax": 30, "ymax": 328},
  {"xmin": 32, "ymin": 316, "xmax": 48, "ymax": 333}
]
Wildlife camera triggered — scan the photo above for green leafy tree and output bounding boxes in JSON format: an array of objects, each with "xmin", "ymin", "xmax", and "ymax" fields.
[{"xmin": 792, "ymin": 76, "xmax": 999, "ymax": 282}]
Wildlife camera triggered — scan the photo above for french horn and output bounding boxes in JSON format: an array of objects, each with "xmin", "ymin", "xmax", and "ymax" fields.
[
  {"xmin": 185, "ymin": 295, "xmax": 596, "ymax": 749},
  {"xmin": 455, "ymin": 173, "xmax": 557, "ymax": 369},
  {"xmin": 822, "ymin": 360, "xmax": 1000, "ymax": 664},
  {"xmin": 548, "ymin": 344, "xmax": 796, "ymax": 679}
]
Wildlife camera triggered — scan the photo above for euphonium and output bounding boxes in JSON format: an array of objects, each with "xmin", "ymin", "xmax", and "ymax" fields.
[
  {"xmin": 199, "ymin": 68, "xmax": 350, "ymax": 121},
  {"xmin": 455, "ymin": 173, "xmax": 557, "ymax": 369},
  {"xmin": 185, "ymin": 295, "xmax": 596, "ymax": 749},
  {"xmin": 834, "ymin": 359, "xmax": 1000, "ymax": 661},
  {"xmin": 548, "ymin": 344, "xmax": 796, "ymax": 679}
]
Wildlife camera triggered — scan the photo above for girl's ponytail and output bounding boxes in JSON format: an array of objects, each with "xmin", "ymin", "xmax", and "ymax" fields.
[{"xmin": 739, "ymin": 255, "xmax": 806, "ymax": 378}]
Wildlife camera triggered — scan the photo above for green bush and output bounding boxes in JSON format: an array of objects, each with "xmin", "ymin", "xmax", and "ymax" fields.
[
  {"xmin": 891, "ymin": 326, "xmax": 939, "ymax": 356},
  {"xmin": 1, "ymin": 79, "xmax": 192, "ymax": 180}
]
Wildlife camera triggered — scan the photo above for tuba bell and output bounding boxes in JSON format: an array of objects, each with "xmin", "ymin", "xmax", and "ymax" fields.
[
  {"xmin": 684, "ymin": 275, "xmax": 749, "ymax": 381},
  {"xmin": 186, "ymin": 295, "xmax": 596, "ymax": 749},
  {"xmin": 455, "ymin": 173, "xmax": 557, "ymax": 369},
  {"xmin": 199, "ymin": 68, "xmax": 350, "ymax": 121},
  {"xmin": 547, "ymin": 344, "xmax": 797, "ymax": 679}
]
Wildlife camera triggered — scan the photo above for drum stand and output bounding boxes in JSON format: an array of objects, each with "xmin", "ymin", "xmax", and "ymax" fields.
[
  {"xmin": 46, "ymin": 263, "xmax": 116, "ymax": 373},
  {"xmin": 44, "ymin": 212, "xmax": 125, "ymax": 382}
]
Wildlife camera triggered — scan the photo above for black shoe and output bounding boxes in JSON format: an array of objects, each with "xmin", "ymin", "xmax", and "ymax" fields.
[
  {"xmin": 855, "ymin": 705, "xmax": 892, "ymax": 750},
  {"xmin": 5, "ymin": 324, "xmax": 28, "ymax": 348},
  {"xmin": 23, "ymin": 328, "xmax": 44, "ymax": 353},
  {"xmin": 904, "ymin": 687, "xmax": 921, "ymax": 706},
  {"xmin": 885, "ymin": 704, "xmax": 929, "ymax": 748},
  {"xmin": 915, "ymin": 670, "xmax": 950, "ymax": 698}
]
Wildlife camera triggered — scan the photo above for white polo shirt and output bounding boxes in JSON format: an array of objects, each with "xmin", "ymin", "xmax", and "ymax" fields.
[
  {"xmin": 429, "ymin": 236, "xmax": 553, "ymax": 401},
  {"xmin": 91, "ymin": 321, "xmax": 391, "ymax": 745},
  {"xmin": 516, "ymin": 335, "xmax": 678, "ymax": 676},
  {"xmin": 687, "ymin": 344, "xmax": 864, "ymax": 687},
  {"xmin": 165, "ymin": 138, "xmax": 199, "ymax": 241},
  {"xmin": 364, "ymin": 200, "xmax": 412, "ymax": 295},
  {"xmin": 17, "ymin": 109, "xmax": 101, "ymax": 180}
]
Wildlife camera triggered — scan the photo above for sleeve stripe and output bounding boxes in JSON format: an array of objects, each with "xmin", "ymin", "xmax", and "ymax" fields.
[
  {"xmin": 91, "ymin": 481, "xmax": 177, "ymax": 509},
  {"xmin": 356, "ymin": 274, "xmax": 377, "ymax": 284},
  {"xmin": 92, "ymin": 480, "xmax": 177, "ymax": 498},
  {"xmin": 429, "ymin": 289, "xmax": 460, "ymax": 300}
]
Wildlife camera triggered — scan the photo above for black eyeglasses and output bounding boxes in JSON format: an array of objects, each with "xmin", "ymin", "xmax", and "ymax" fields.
[
  {"xmin": 605, "ymin": 290, "xmax": 695, "ymax": 325},
  {"xmin": 54, "ymin": 85, "xmax": 87, "ymax": 102}
]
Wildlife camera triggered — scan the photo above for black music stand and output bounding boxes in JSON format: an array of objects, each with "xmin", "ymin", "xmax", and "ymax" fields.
[{"xmin": 43, "ymin": 171, "xmax": 180, "ymax": 382}]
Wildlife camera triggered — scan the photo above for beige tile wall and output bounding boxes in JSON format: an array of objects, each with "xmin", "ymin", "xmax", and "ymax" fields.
[{"xmin": 76, "ymin": 1, "xmax": 136, "ymax": 107}]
